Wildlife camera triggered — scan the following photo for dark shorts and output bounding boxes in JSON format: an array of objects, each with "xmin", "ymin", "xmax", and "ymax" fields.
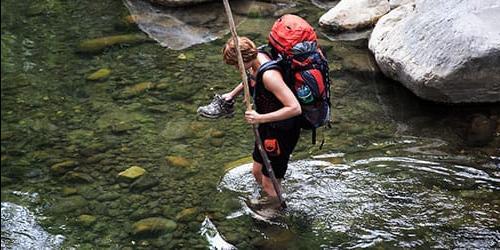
[{"xmin": 252, "ymin": 118, "xmax": 301, "ymax": 179}]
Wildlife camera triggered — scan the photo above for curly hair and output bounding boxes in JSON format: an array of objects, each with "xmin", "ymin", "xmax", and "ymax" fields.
[{"xmin": 222, "ymin": 36, "xmax": 258, "ymax": 66}]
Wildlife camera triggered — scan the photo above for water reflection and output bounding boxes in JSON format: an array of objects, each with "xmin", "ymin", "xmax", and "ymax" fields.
[{"xmin": 1, "ymin": 202, "xmax": 65, "ymax": 250}]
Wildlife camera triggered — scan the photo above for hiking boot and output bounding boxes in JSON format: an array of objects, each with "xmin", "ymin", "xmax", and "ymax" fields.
[{"xmin": 197, "ymin": 94, "xmax": 235, "ymax": 119}]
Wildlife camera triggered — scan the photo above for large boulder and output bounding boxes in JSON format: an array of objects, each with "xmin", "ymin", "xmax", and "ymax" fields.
[
  {"xmin": 319, "ymin": 0, "xmax": 390, "ymax": 32},
  {"xmin": 369, "ymin": 0, "xmax": 500, "ymax": 103}
]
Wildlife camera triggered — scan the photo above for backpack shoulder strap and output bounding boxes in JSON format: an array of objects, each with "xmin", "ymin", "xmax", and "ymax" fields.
[{"xmin": 256, "ymin": 60, "xmax": 282, "ymax": 85}]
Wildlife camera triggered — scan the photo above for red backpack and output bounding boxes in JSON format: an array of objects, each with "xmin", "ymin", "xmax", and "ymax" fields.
[{"xmin": 263, "ymin": 14, "xmax": 331, "ymax": 144}]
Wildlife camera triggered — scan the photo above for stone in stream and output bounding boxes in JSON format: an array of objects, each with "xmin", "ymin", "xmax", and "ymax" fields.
[
  {"xmin": 50, "ymin": 160, "xmax": 78, "ymax": 175},
  {"xmin": 63, "ymin": 171, "xmax": 94, "ymax": 183},
  {"xmin": 129, "ymin": 174, "xmax": 159, "ymax": 192},
  {"xmin": 78, "ymin": 214, "xmax": 97, "ymax": 227},
  {"xmin": 115, "ymin": 81, "xmax": 155, "ymax": 99},
  {"xmin": 49, "ymin": 196, "xmax": 88, "ymax": 214},
  {"xmin": 86, "ymin": 68, "xmax": 111, "ymax": 81},
  {"xmin": 62, "ymin": 187, "xmax": 78, "ymax": 196},
  {"xmin": 165, "ymin": 156, "xmax": 192, "ymax": 168},
  {"xmin": 118, "ymin": 166, "xmax": 146, "ymax": 182},
  {"xmin": 131, "ymin": 217, "xmax": 177, "ymax": 236},
  {"xmin": 175, "ymin": 207, "xmax": 199, "ymax": 222},
  {"xmin": 77, "ymin": 33, "xmax": 151, "ymax": 53}
]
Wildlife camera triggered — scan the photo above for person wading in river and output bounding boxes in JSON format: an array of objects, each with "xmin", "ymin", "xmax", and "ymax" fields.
[{"xmin": 198, "ymin": 37, "xmax": 302, "ymax": 208}]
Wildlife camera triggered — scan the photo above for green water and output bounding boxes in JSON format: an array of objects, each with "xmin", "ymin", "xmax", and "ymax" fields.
[{"xmin": 1, "ymin": 0, "xmax": 499, "ymax": 249}]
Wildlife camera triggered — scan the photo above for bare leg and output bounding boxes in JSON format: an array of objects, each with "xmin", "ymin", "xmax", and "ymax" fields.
[
  {"xmin": 261, "ymin": 175, "xmax": 282, "ymax": 198},
  {"xmin": 252, "ymin": 161, "xmax": 263, "ymax": 185}
]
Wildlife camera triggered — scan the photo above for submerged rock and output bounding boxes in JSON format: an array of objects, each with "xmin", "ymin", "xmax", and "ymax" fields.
[
  {"xmin": 115, "ymin": 81, "xmax": 155, "ymax": 99},
  {"xmin": 319, "ymin": 0, "xmax": 390, "ymax": 32},
  {"xmin": 63, "ymin": 171, "xmax": 94, "ymax": 183},
  {"xmin": 129, "ymin": 175, "xmax": 159, "ymax": 192},
  {"xmin": 160, "ymin": 121, "xmax": 194, "ymax": 140},
  {"xmin": 77, "ymin": 33, "xmax": 151, "ymax": 53},
  {"xmin": 86, "ymin": 68, "xmax": 111, "ymax": 81},
  {"xmin": 49, "ymin": 196, "xmax": 88, "ymax": 214},
  {"xmin": 78, "ymin": 214, "xmax": 97, "ymax": 227},
  {"xmin": 50, "ymin": 160, "xmax": 78, "ymax": 175},
  {"xmin": 369, "ymin": 0, "xmax": 500, "ymax": 103},
  {"xmin": 118, "ymin": 166, "xmax": 146, "ymax": 182},
  {"xmin": 131, "ymin": 217, "xmax": 177, "ymax": 236},
  {"xmin": 165, "ymin": 156, "xmax": 191, "ymax": 168},
  {"xmin": 175, "ymin": 207, "xmax": 199, "ymax": 222}
]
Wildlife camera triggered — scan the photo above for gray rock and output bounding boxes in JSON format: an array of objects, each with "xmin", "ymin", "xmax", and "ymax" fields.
[
  {"xmin": 319, "ymin": 0, "xmax": 390, "ymax": 32},
  {"xmin": 369, "ymin": 0, "xmax": 500, "ymax": 103}
]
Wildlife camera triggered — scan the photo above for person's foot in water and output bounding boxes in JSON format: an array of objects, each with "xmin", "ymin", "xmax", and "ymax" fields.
[{"xmin": 245, "ymin": 195, "xmax": 283, "ymax": 219}]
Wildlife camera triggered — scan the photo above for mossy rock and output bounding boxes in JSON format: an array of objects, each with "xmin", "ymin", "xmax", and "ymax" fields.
[
  {"xmin": 86, "ymin": 68, "xmax": 111, "ymax": 81},
  {"xmin": 50, "ymin": 160, "xmax": 78, "ymax": 175},
  {"xmin": 175, "ymin": 208, "xmax": 198, "ymax": 222},
  {"xmin": 78, "ymin": 214, "xmax": 97, "ymax": 227},
  {"xmin": 62, "ymin": 187, "xmax": 78, "ymax": 196},
  {"xmin": 77, "ymin": 34, "xmax": 150, "ymax": 53},
  {"xmin": 132, "ymin": 217, "xmax": 177, "ymax": 236}
]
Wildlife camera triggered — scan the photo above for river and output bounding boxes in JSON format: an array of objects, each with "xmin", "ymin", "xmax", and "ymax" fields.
[{"xmin": 1, "ymin": 0, "xmax": 499, "ymax": 249}]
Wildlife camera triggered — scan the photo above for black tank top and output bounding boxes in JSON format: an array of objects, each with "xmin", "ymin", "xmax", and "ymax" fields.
[{"xmin": 250, "ymin": 56, "xmax": 299, "ymax": 129}]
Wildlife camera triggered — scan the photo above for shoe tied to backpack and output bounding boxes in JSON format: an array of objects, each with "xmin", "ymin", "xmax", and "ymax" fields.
[{"xmin": 197, "ymin": 94, "xmax": 235, "ymax": 119}]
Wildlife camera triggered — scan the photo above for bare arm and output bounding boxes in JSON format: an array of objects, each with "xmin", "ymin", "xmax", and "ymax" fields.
[
  {"xmin": 222, "ymin": 82, "xmax": 244, "ymax": 101},
  {"xmin": 245, "ymin": 69, "xmax": 301, "ymax": 124}
]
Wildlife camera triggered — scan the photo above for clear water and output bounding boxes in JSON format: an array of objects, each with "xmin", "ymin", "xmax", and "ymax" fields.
[{"xmin": 1, "ymin": 0, "xmax": 499, "ymax": 249}]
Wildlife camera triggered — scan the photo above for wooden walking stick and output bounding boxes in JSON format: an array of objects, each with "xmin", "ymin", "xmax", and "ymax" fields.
[{"xmin": 222, "ymin": 0, "xmax": 287, "ymax": 209}]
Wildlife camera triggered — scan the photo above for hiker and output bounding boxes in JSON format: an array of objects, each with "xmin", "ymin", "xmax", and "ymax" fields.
[
  {"xmin": 198, "ymin": 36, "xmax": 302, "ymax": 205},
  {"xmin": 199, "ymin": 15, "xmax": 331, "ymax": 209}
]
